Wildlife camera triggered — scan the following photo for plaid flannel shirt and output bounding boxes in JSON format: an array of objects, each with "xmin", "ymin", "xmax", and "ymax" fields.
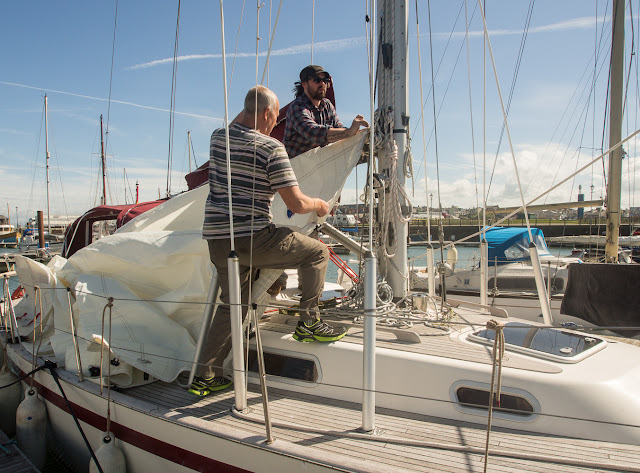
[{"xmin": 283, "ymin": 94, "xmax": 343, "ymax": 158}]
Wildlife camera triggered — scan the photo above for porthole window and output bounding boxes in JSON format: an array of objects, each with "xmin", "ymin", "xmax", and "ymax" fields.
[
  {"xmin": 456, "ymin": 387, "xmax": 534, "ymax": 416},
  {"xmin": 247, "ymin": 349, "xmax": 318, "ymax": 382}
]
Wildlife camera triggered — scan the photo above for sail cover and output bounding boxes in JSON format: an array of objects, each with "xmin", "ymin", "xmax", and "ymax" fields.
[
  {"xmin": 14, "ymin": 131, "xmax": 367, "ymax": 387},
  {"xmin": 483, "ymin": 227, "xmax": 552, "ymax": 265}
]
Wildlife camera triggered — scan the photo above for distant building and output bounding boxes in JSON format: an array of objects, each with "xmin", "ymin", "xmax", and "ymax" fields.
[{"xmin": 26, "ymin": 214, "xmax": 80, "ymax": 235}]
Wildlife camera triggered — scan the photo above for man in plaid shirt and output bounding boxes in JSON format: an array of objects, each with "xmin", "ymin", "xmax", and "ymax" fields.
[{"xmin": 283, "ymin": 65, "xmax": 369, "ymax": 158}]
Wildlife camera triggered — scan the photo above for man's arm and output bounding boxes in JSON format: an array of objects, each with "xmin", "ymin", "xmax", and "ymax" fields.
[
  {"xmin": 326, "ymin": 114, "xmax": 369, "ymax": 144},
  {"xmin": 277, "ymin": 186, "xmax": 329, "ymax": 217}
]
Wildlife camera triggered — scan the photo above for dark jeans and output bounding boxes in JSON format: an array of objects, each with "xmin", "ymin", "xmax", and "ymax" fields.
[{"xmin": 197, "ymin": 224, "xmax": 328, "ymax": 377}]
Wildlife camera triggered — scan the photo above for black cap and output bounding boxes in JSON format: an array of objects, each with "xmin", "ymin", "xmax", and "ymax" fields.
[{"xmin": 300, "ymin": 65, "xmax": 331, "ymax": 82}]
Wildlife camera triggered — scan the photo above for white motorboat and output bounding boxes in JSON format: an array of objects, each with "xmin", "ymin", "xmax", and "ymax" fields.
[{"xmin": 411, "ymin": 227, "xmax": 581, "ymax": 296}]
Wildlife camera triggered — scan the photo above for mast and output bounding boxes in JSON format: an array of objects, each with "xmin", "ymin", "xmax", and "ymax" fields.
[
  {"xmin": 44, "ymin": 94, "xmax": 51, "ymax": 233},
  {"xmin": 377, "ymin": 0, "xmax": 409, "ymax": 298},
  {"xmin": 100, "ymin": 115, "xmax": 107, "ymax": 205},
  {"xmin": 187, "ymin": 130, "xmax": 192, "ymax": 173},
  {"xmin": 604, "ymin": 0, "xmax": 624, "ymax": 262}
]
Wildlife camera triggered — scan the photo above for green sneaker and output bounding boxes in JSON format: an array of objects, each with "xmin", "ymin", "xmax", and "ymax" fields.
[
  {"xmin": 188, "ymin": 376, "xmax": 232, "ymax": 396},
  {"xmin": 293, "ymin": 319, "xmax": 347, "ymax": 343}
]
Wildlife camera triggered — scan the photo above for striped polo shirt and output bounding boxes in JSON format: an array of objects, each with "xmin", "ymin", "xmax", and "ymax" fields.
[{"xmin": 202, "ymin": 122, "xmax": 298, "ymax": 240}]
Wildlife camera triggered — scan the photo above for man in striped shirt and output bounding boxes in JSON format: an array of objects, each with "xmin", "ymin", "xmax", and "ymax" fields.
[
  {"xmin": 283, "ymin": 65, "xmax": 369, "ymax": 158},
  {"xmin": 191, "ymin": 85, "xmax": 347, "ymax": 396}
]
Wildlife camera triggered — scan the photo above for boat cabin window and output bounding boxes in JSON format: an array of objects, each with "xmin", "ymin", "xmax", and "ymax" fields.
[
  {"xmin": 456, "ymin": 387, "xmax": 534, "ymax": 416},
  {"xmin": 470, "ymin": 322, "xmax": 604, "ymax": 360},
  {"xmin": 503, "ymin": 234, "xmax": 551, "ymax": 261},
  {"xmin": 91, "ymin": 220, "xmax": 117, "ymax": 242},
  {"xmin": 247, "ymin": 349, "xmax": 318, "ymax": 382}
]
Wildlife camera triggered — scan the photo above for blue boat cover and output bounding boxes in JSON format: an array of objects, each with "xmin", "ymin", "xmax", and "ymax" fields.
[{"xmin": 482, "ymin": 227, "xmax": 551, "ymax": 265}]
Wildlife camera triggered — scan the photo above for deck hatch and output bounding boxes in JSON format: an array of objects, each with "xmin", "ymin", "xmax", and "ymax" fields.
[{"xmin": 469, "ymin": 322, "xmax": 605, "ymax": 363}]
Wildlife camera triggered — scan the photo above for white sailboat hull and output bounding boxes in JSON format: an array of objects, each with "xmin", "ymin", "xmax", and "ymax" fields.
[{"xmin": 412, "ymin": 261, "xmax": 570, "ymax": 296}]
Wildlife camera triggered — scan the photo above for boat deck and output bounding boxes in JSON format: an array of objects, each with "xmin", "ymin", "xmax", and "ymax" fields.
[
  {"xmin": 116, "ymin": 307, "xmax": 640, "ymax": 472},
  {"xmin": 126, "ymin": 376, "xmax": 640, "ymax": 472}
]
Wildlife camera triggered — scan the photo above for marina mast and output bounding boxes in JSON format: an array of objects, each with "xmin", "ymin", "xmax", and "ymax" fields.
[
  {"xmin": 604, "ymin": 0, "xmax": 624, "ymax": 262},
  {"xmin": 44, "ymin": 94, "xmax": 51, "ymax": 233}
]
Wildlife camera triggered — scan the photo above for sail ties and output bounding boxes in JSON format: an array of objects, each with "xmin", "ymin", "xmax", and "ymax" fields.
[
  {"xmin": 383, "ymin": 139, "xmax": 413, "ymax": 259},
  {"xmin": 375, "ymin": 109, "xmax": 413, "ymax": 260},
  {"xmin": 483, "ymin": 319, "xmax": 505, "ymax": 473}
]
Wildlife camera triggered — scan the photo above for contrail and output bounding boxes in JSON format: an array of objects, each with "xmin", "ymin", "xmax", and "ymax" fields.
[
  {"xmin": 0, "ymin": 81, "xmax": 223, "ymax": 121},
  {"xmin": 128, "ymin": 37, "xmax": 364, "ymax": 70}
]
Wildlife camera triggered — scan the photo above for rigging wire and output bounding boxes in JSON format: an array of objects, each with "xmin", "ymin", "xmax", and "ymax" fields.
[
  {"xmin": 228, "ymin": 0, "xmax": 247, "ymax": 90},
  {"xmin": 425, "ymin": 0, "xmax": 447, "ymax": 274},
  {"xmin": 600, "ymin": 1, "xmax": 614, "ymax": 197},
  {"xmin": 527, "ymin": 21, "xmax": 612, "ymax": 203},
  {"xmin": 311, "ymin": 0, "xmax": 315, "ymax": 63},
  {"xmin": 413, "ymin": 0, "xmax": 432, "ymax": 241},
  {"xmin": 166, "ymin": 0, "xmax": 182, "ymax": 197},
  {"xmin": 189, "ymin": 131, "xmax": 198, "ymax": 168},
  {"xmin": 25, "ymin": 103, "xmax": 45, "ymax": 227},
  {"xmin": 623, "ymin": 0, "xmax": 636, "ymax": 230},
  {"xmin": 49, "ymin": 130, "xmax": 71, "ymax": 222},
  {"xmin": 259, "ymin": 0, "xmax": 283, "ymax": 85},
  {"xmin": 485, "ymin": 0, "xmax": 535, "ymax": 202},
  {"xmin": 464, "ymin": 0, "xmax": 481, "ymax": 236},
  {"xmin": 245, "ymin": 0, "xmax": 264, "ymax": 360},
  {"xmin": 477, "ymin": 0, "xmax": 534, "ymax": 241},
  {"xmin": 633, "ymin": 0, "xmax": 639, "ymax": 216},
  {"xmin": 105, "ymin": 0, "xmax": 119, "ymax": 156},
  {"xmin": 425, "ymin": 1, "xmax": 441, "ymax": 211},
  {"xmin": 411, "ymin": 2, "xmax": 468, "ymax": 148}
]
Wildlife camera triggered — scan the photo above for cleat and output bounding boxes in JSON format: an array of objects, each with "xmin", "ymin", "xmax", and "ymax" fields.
[{"xmin": 293, "ymin": 319, "xmax": 347, "ymax": 343}]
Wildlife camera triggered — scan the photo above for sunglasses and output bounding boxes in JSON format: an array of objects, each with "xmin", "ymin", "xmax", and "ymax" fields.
[{"xmin": 310, "ymin": 76, "xmax": 331, "ymax": 84}]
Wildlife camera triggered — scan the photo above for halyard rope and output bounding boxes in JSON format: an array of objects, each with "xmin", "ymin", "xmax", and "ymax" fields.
[
  {"xmin": 100, "ymin": 297, "xmax": 115, "ymax": 439},
  {"xmin": 483, "ymin": 319, "xmax": 505, "ymax": 473}
]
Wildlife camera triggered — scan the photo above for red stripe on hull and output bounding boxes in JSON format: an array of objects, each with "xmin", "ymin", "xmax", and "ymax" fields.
[{"xmin": 17, "ymin": 367, "xmax": 251, "ymax": 473}]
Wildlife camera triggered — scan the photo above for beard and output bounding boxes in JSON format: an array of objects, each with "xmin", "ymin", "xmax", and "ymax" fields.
[{"xmin": 309, "ymin": 88, "xmax": 326, "ymax": 101}]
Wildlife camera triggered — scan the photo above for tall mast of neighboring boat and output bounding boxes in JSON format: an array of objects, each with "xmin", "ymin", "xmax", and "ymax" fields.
[
  {"xmin": 604, "ymin": 0, "xmax": 625, "ymax": 262},
  {"xmin": 100, "ymin": 114, "xmax": 107, "ymax": 205},
  {"xmin": 187, "ymin": 130, "xmax": 192, "ymax": 174},
  {"xmin": 377, "ymin": 0, "xmax": 409, "ymax": 298},
  {"xmin": 44, "ymin": 94, "xmax": 51, "ymax": 233}
]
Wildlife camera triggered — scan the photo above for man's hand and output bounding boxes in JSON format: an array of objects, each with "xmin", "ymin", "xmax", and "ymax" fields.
[
  {"xmin": 349, "ymin": 115, "xmax": 369, "ymax": 135},
  {"xmin": 278, "ymin": 186, "xmax": 330, "ymax": 217},
  {"xmin": 315, "ymin": 198, "xmax": 329, "ymax": 217},
  {"xmin": 327, "ymin": 115, "xmax": 370, "ymax": 144}
]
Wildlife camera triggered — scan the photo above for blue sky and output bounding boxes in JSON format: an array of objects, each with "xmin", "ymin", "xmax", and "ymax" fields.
[{"xmin": 1, "ymin": 1, "xmax": 638, "ymax": 225}]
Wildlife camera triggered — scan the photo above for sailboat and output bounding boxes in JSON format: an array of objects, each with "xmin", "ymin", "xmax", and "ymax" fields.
[
  {"xmin": 559, "ymin": 0, "xmax": 640, "ymax": 334},
  {"xmin": 17, "ymin": 95, "xmax": 66, "ymax": 254},
  {"xmin": 411, "ymin": 226, "xmax": 580, "ymax": 297},
  {"xmin": 3, "ymin": 2, "xmax": 640, "ymax": 472}
]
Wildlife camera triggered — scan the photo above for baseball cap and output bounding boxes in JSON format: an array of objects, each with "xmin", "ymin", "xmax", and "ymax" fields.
[{"xmin": 299, "ymin": 65, "xmax": 331, "ymax": 82}]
